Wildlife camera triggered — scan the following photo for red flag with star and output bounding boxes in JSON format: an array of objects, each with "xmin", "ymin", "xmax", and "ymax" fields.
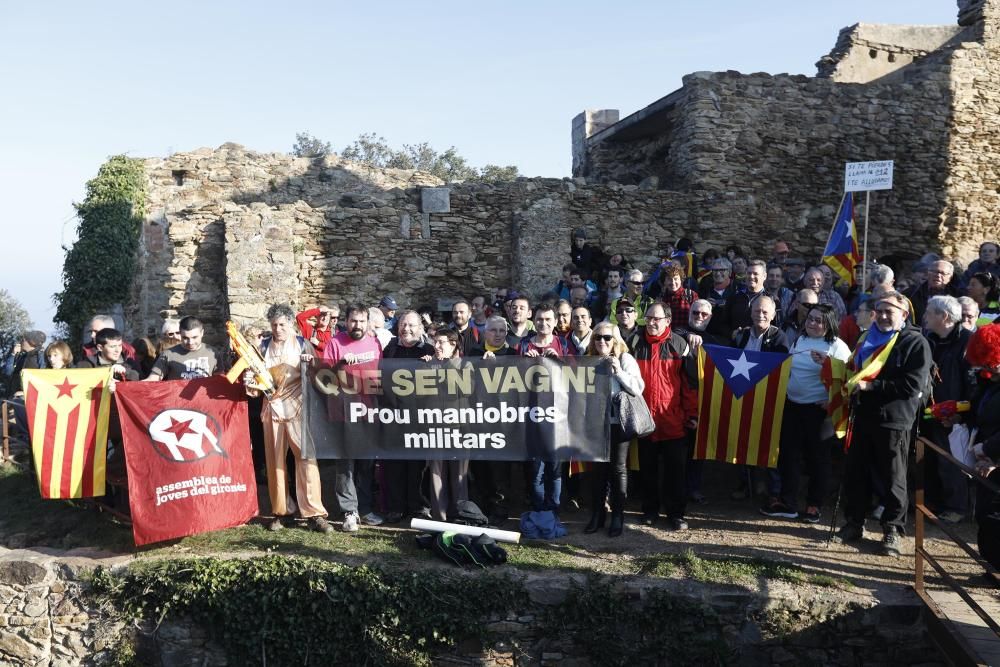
[
  {"xmin": 22, "ymin": 368, "xmax": 113, "ymax": 499},
  {"xmin": 115, "ymin": 376, "xmax": 258, "ymax": 546}
]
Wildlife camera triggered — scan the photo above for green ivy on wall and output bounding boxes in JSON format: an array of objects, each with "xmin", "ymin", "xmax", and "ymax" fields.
[
  {"xmin": 54, "ymin": 155, "xmax": 146, "ymax": 342},
  {"xmin": 89, "ymin": 556, "xmax": 528, "ymax": 666}
]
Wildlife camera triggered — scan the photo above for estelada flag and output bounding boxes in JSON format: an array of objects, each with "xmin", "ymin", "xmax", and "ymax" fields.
[
  {"xmin": 115, "ymin": 375, "xmax": 258, "ymax": 546},
  {"xmin": 822, "ymin": 192, "xmax": 862, "ymax": 287},
  {"xmin": 22, "ymin": 368, "xmax": 113, "ymax": 499},
  {"xmin": 821, "ymin": 327, "xmax": 898, "ymax": 446},
  {"xmin": 694, "ymin": 345, "xmax": 792, "ymax": 468}
]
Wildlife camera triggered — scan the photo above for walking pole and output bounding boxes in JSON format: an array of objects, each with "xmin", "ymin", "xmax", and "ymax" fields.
[{"xmin": 828, "ymin": 411, "xmax": 855, "ymax": 544}]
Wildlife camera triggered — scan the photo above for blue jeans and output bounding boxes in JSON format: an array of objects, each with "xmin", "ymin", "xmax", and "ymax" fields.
[{"xmin": 530, "ymin": 460, "xmax": 562, "ymax": 511}]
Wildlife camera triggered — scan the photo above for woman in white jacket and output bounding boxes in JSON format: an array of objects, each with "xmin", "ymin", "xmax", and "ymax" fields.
[{"xmin": 584, "ymin": 322, "xmax": 645, "ymax": 537}]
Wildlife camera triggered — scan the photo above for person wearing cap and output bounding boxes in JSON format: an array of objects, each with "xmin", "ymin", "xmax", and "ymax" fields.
[
  {"xmin": 378, "ymin": 296, "xmax": 399, "ymax": 332},
  {"xmin": 610, "ymin": 269, "xmax": 654, "ymax": 327},
  {"xmin": 833, "ymin": 290, "xmax": 932, "ymax": 556},
  {"xmin": 4, "ymin": 330, "xmax": 47, "ymax": 397},
  {"xmin": 770, "ymin": 240, "xmax": 790, "ymax": 266},
  {"xmin": 612, "ymin": 298, "xmax": 642, "ymax": 352}
]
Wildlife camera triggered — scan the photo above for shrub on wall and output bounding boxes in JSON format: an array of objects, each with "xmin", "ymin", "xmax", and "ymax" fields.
[{"xmin": 54, "ymin": 155, "xmax": 146, "ymax": 344}]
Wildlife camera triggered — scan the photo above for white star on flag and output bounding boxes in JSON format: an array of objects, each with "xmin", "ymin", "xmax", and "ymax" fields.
[{"xmin": 727, "ymin": 352, "xmax": 758, "ymax": 381}]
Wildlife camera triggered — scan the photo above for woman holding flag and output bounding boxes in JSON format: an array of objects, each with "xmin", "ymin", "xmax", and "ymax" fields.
[{"xmin": 761, "ymin": 303, "xmax": 849, "ymax": 523}]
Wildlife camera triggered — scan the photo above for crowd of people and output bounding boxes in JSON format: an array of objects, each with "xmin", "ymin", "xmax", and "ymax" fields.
[{"xmin": 4, "ymin": 230, "xmax": 1000, "ymax": 560}]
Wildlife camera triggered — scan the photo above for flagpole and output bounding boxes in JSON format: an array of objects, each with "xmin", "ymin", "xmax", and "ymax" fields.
[
  {"xmin": 861, "ymin": 191, "xmax": 871, "ymax": 292},
  {"xmin": 824, "ymin": 191, "xmax": 848, "ymax": 267}
]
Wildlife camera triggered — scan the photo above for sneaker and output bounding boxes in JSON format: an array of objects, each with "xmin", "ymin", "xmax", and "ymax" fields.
[
  {"xmin": 759, "ymin": 499, "xmax": 798, "ymax": 519},
  {"xmin": 832, "ymin": 522, "xmax": 864, "ymax": 544},
  {"xmin": 267, "ymin": 517, "xmax": 284, "ymax": 532},
  {"xmin": 341, "ymin": 512, "xmax": 360, "ymax": 533},
  {"xmin": 802, "ymin": 507, "xmax": 821, "ymax": 524},
  {"xmin": 937, "ymin": 510, "xmax": 964, "ymax": 525},
  {"xmin": 308, "ymin": 516, "xmax": 334, "ymax": 534},
  {"xmin": 361, "ymin": 511, "xmax": 384, "ymax": 526},
  {"xmin": 880, "ymin": 527, "xmax": 902, "ymax": 556},
  {"xmin": 667, "ymin": 517, "xmax": 689, "ymax": 531}
]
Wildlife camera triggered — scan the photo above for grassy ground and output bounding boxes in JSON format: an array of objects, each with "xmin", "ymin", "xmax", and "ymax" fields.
[{"xmin": 0, "ymin": 462, "xmax": 852, "ymax": 590}]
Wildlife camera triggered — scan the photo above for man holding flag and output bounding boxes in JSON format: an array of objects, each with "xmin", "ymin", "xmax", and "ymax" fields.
[{"xmin": 833, "ymin": 291, "xmax": 931, "ymax": 556}]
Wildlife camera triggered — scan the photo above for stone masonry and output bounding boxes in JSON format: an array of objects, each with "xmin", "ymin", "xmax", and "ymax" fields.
[{"xmin": 116, "ymin": 1, "xmax": 1000, "ymax": 343}]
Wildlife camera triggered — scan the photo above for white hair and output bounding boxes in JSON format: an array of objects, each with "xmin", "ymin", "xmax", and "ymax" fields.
[{"xmin": 927, "ymin": 295, "xmax": 961, "ymax": 324}]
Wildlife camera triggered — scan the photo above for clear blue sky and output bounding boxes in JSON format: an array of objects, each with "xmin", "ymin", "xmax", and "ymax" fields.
[{"xmin": 0, "ymin": 1, "xmax": 957, "ymax": 334}]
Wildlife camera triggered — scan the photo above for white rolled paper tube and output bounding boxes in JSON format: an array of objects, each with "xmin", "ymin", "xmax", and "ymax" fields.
[{"xmin": 409, "ymin": 518, "xmax": 521, "ymax": 544}]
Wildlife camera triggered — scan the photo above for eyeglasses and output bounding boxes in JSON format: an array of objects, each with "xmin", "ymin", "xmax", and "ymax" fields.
[
  {"xmin": 646, "ymin": 315, "xmax": 669, "ymax": 322},
  {"xmin": 691, "ymin": 311, "xmax": 711, "ymax": 318},
  {"xmin": 164, "ymin": 331, "xmax": 180, "ymax": 338},
  {"xmin": 618, "ymin": 308, "xmax": 636, "ymax": 314},
  {"xmin": 629, "ymin": 281, "xmax": 644, "ymax": 286},
  {"xmin": 594, "ymin": 334, "xmax": 614, "ymax": 342}
]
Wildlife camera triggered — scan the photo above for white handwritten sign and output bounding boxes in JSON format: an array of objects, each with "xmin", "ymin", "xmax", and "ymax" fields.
[{"xmin": 845, "ymin": 160, "xmax": 893, "ymax": 192}]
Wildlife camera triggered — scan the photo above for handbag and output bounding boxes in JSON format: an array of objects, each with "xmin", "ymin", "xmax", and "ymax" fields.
[{"xmin": 614, "ymin": 389, "xmax": 655, "ymax": 439}]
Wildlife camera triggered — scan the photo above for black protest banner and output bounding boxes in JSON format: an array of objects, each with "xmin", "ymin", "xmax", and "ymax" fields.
[{"xmin": 300, "ymin": 356, "xmax": 611, "ymax": 461}]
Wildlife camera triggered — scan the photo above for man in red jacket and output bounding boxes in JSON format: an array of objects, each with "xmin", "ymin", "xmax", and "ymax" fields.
[{"xmin": 632, "ymin": 301, "xmax": 699, "ymax": 530}]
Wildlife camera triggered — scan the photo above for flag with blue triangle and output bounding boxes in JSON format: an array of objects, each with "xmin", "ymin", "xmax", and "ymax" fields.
[
  {"xmin": 694, "ymin": 345, "xmax": 792, "ymax": 468},
  {"xmin": 822, "ymin": 192, "xmax": 862, "ymax": 287}
]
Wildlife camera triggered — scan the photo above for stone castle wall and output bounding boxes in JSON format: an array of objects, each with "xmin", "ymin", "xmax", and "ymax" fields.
[{"xmin": 122, "ymin": 3, "xmax": 1000, "ymax": 343}]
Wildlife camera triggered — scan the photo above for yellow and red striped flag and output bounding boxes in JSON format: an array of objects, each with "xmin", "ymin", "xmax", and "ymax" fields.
[
  {"xmin": 822, "ymin": 192, "xmax": 862, "ymax": 287},
  {"xmin": 821, "ymin": 327, "xmax": 899, "ymax": 446},
  {"xmin": 821, "ymin": 356, "xmax": 850, "ymax": 439},
  {"xmin": 694, "ymin": 345, "xmax": 792, "ymax": 468},
  {"xmin": 21, "ymin": 368, "xmax": 113, "ymax": 498}
]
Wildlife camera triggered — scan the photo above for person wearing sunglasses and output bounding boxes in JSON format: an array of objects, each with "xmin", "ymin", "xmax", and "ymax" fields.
[
  {"xmin": 610, "ymin": 269, "xmax": 653, "ymax": 327},
  {"xmin": 584, "ymin": 322, "xmax": 644, "ymax": 537}
]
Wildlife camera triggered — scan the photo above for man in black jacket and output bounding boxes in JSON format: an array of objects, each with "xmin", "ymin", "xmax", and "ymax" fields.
[
  {"xmin": 834, "ymin": 292, "xmax": 932, "ymax": 555},
  {"xmin": 921, "ymin": 295, "xmax": 975, "ymax": 523}
]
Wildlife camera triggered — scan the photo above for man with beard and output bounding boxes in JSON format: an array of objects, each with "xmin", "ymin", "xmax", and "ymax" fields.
[
  {"xmin": 470, "ymin": 295, "xmax": 489, "ymax": 335},
  {"xmin": 593, "ymin": 267, "xmax": 625, "ymax": 321},
  {"xmin": 382, "ymin": 311, "xmax": 434, "ymax": 523},
  {"xmin": 506, "ymin": 295, "xmax": 534, "ymax": 347},
  {"xmin": 555, "ymin": 300, "xmax": 574, "ymax": 344},
  {"xmin": 450, "ymin": 299, "xmax": 483, "ymax": 357},
  {"xmin": 321, "ymin": 305, "xmax": 384, "ymax": 532},
  {"xmin": 246, "ymin": 304, "xmax": 332, "ymax": 533}
]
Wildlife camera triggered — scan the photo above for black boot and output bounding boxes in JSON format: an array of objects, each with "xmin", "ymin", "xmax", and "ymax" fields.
[
  {"xmin": 584, "ymin": 508, "xmax": 606, "ymax": 534},
  {"xmin": 608, "ymin": 511, "xmax": 624, "ymax": 537}
]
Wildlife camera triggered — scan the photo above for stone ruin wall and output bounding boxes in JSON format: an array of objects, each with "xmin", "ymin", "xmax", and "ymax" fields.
[
  {"xmin": 123, "ymin": 2, "xmax": 1000, "ymax": 344},
  {"xmin": 129, "ymin": 145, "xmax": 776, "ymax": 344},
  {"xmin": 577, "ymin": 3, "xmax": 1000, "ymax": 274}
]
